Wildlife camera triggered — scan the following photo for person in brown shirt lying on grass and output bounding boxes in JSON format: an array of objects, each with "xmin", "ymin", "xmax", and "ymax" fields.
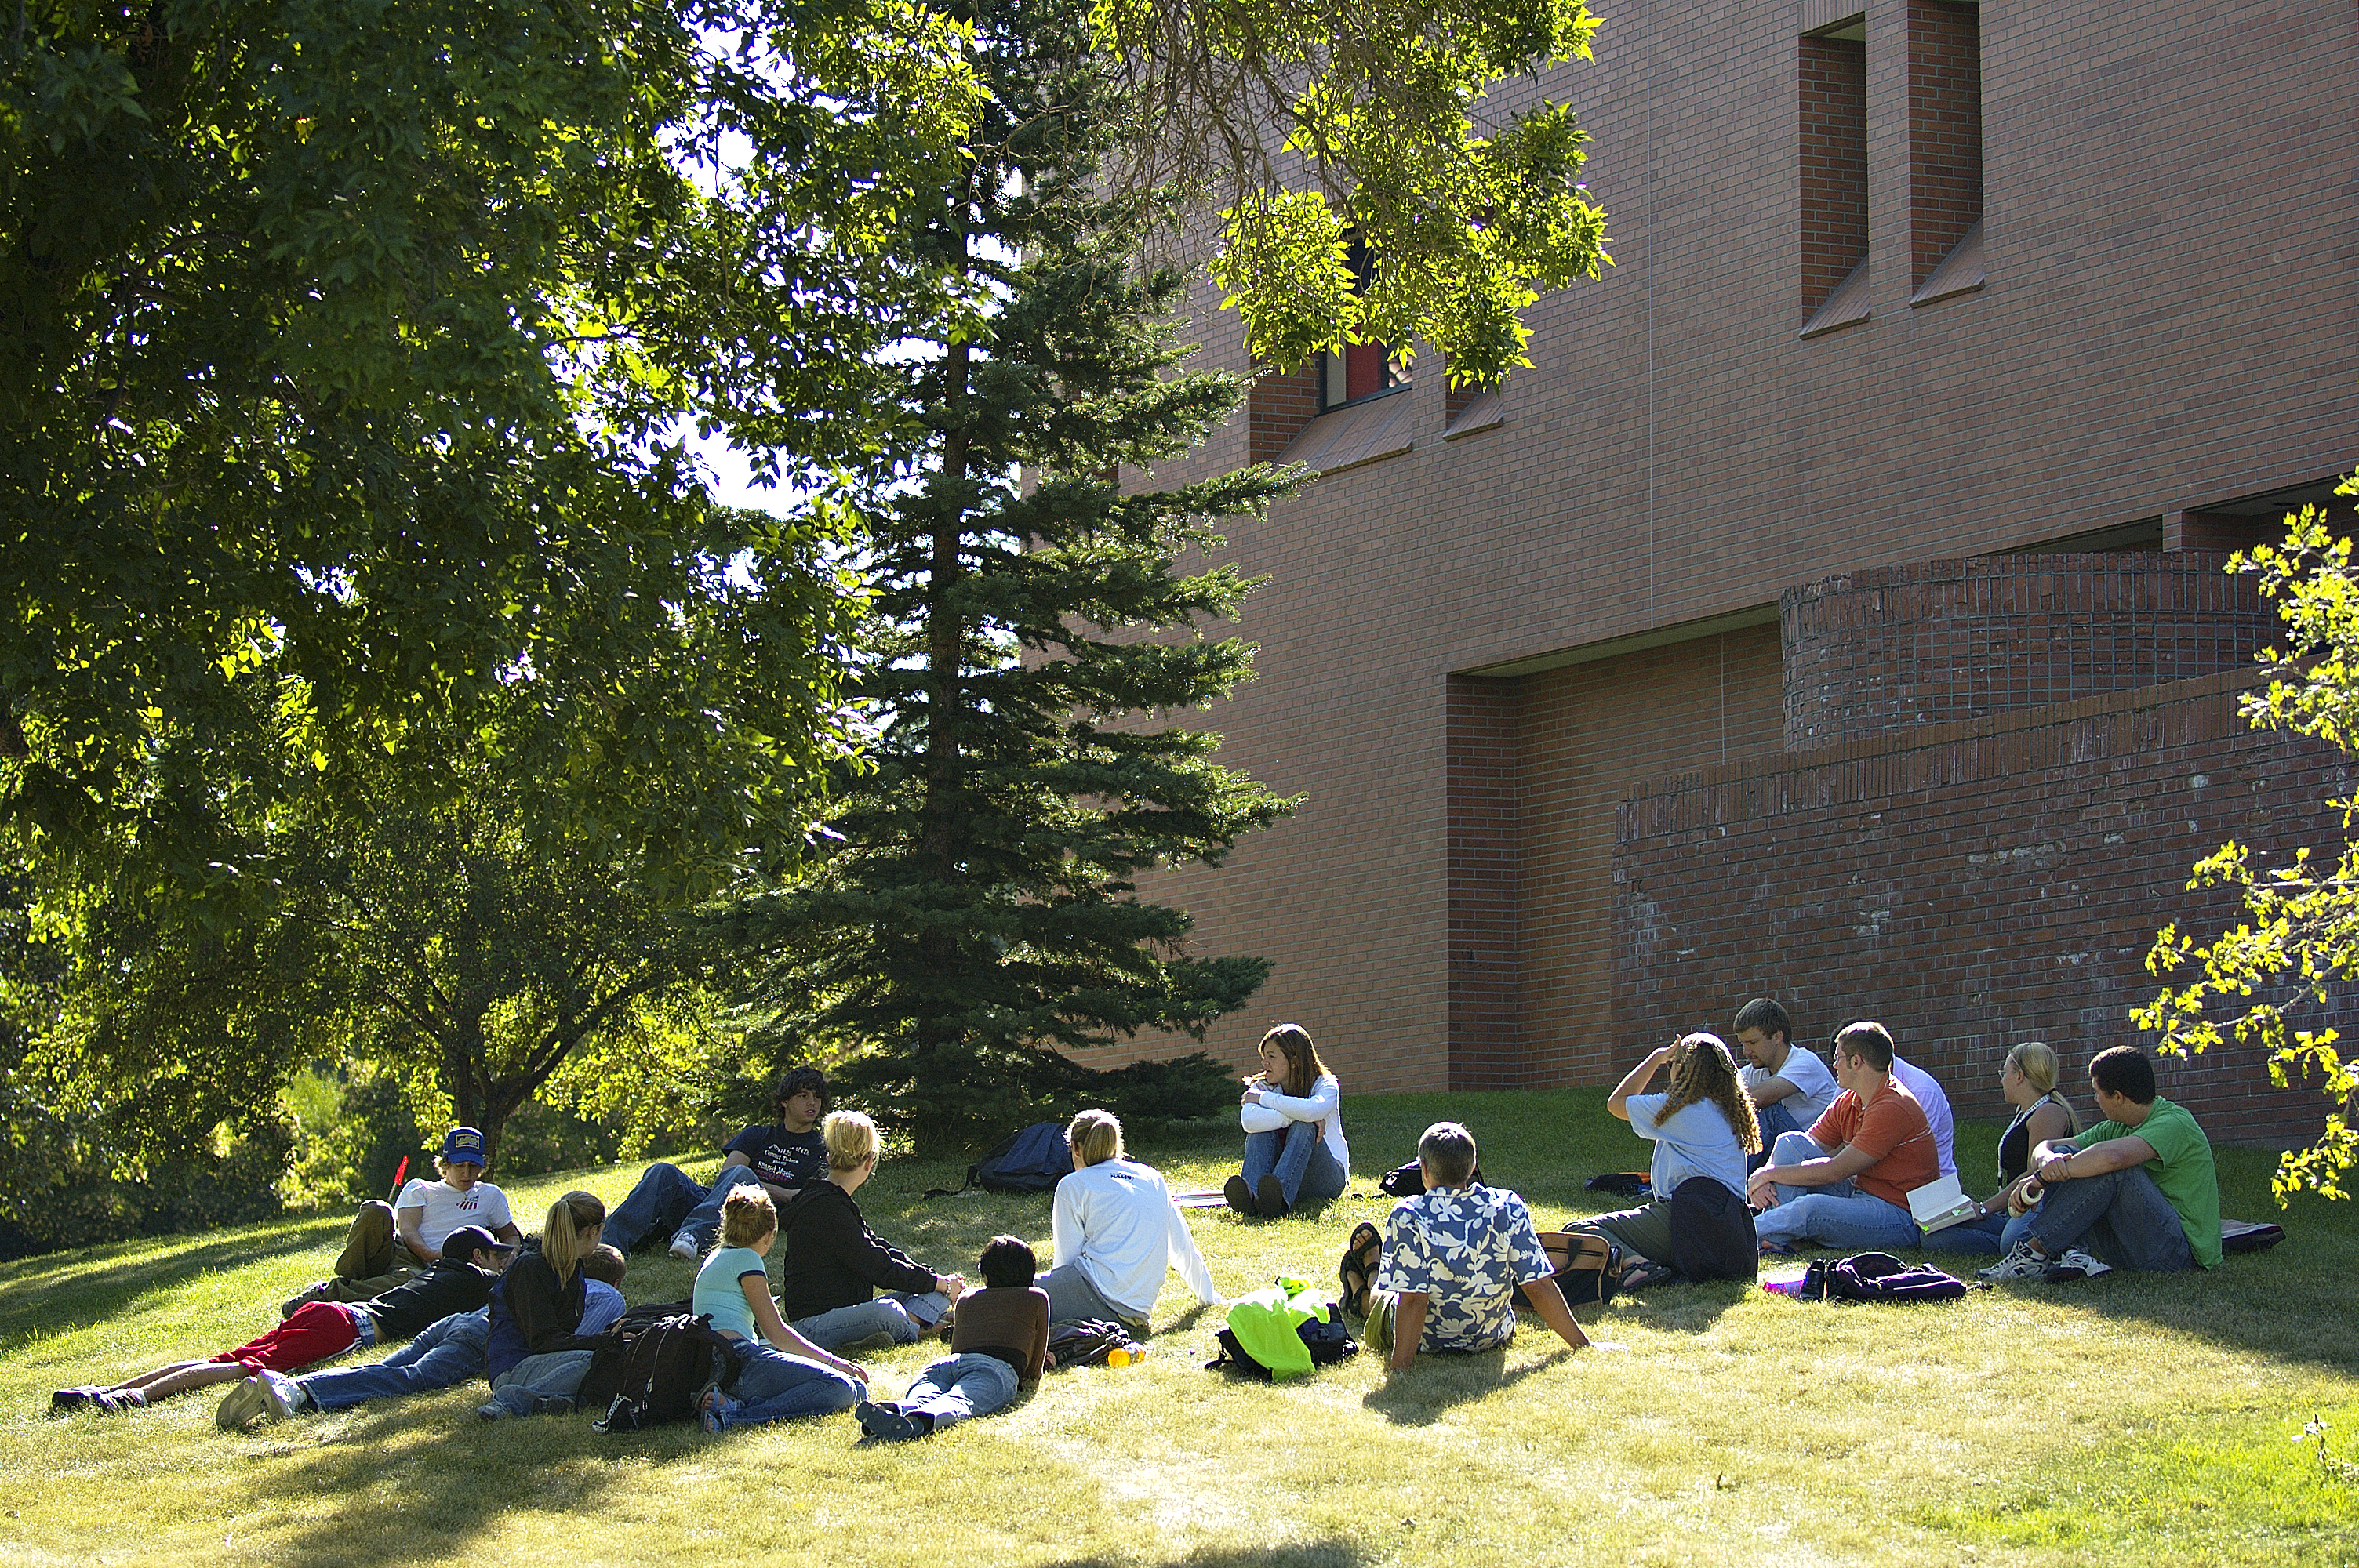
[{"xmin": 855, "ymin": 1235, "xmax": 1050, "ymax": 1442}]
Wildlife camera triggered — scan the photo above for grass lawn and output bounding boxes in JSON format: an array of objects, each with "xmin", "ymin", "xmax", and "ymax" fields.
[{"xmin": 3, "ymin": 1087, "xmax": 2356, "ymax": 1567}]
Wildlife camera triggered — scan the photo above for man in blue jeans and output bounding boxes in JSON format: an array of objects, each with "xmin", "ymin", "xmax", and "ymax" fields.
[
  {"xmin": 603, "ymin": 1066, "xmax": 831, "ymax": 1259},
  {"xmin": 1979, "ymin": 1044, "xmax": 2222, "ymax": 1282},
  {"xmin": 1745, "ymin": 1021, "xmax": 1939, "ymax": 1254}
]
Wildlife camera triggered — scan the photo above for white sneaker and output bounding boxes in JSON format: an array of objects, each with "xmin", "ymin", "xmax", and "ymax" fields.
[
  {"xmin": 2043, "ymin": 1247, "xmax": 2114, "ymax": 1281},
  {"xmin": 667, "ymin": 1232, "xmax": 700, "ymax": 1261},
  {"xmin": 1977, "ymin": 1240, "xmax": 2048, "ymax": 1281},
  {"xmin": 256, "ymin": 1370, "xmax": 303, "ymax": 1419}
]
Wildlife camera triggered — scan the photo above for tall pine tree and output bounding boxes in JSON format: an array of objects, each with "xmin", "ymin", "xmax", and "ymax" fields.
[{"xmin": 721, "ymin": 0, "xmax": 1297, "ymax": 1150}]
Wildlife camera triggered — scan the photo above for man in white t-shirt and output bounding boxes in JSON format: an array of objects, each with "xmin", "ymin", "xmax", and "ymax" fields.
[
  {"xmin": 1733, "ymin": 1000, "xmax": 1957, "ymax": 1179},
  {"xmin": 1732, "ymin": 998, "xmax": 1841, "ymax": 1153},
  {"xmin": 288, "ymin": 1127, "xmax": 524, "ymax": 1315}
]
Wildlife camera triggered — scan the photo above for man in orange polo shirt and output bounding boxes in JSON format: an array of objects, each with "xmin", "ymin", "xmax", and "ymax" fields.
[{"xmin": 1744, "ymin": 1020, "xmax": 1938, "ymax": 1253}]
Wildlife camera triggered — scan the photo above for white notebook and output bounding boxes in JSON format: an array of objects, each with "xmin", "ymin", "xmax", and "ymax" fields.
[{"xmin": 1907, "ymin": 1174, "xmax": 1981, "ymax": 1232}]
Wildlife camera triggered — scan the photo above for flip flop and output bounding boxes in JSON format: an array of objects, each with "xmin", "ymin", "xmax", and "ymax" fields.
[
  {"xmin": 1338, "ymin": 1221, "xmax": 1382, "ymax": 1318},
  {"xmin": 1619, "ymin": 1258, "xmax": 1682, "ymax": 1291}
]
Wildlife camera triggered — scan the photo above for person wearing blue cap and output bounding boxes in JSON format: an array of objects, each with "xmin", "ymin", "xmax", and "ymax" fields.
[{"xmin": 286, "ymin": 1126, "xmax": 525, "ymax": 1313}]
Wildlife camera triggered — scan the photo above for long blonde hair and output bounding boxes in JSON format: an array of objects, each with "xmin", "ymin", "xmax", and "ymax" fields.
[
  {"xmin": 540, "ymin": 1190, "xmax": 605, "ymax": 1288},
  {"xmin": 2007, "ymin": 1041, "xmax": 2082, "ymax": 1133},
  {"xmin": 1657, "ymin": 1032, "xmax": 1762, "ymax": 1155}
]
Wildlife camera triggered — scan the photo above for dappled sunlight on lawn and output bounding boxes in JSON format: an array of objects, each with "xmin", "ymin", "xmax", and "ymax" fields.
[{"xmin": 2, "ymin": 1090, "xmax": 2356, "ymax": 1566}]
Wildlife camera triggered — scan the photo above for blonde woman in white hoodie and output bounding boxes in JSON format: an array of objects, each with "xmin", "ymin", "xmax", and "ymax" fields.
[{"xmin": 1225, "ymin": 1023, "xmax": 1351, "ymax": 1218}]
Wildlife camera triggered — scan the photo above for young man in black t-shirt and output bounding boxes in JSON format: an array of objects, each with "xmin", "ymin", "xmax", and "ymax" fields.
[{"xmin": 602, "ymin": 1066, "xmax": 831, "ymax": 1257}]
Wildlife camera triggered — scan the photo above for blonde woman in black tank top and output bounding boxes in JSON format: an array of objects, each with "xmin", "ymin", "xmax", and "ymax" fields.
[{"xmin": 1930, "ymin": 1042, "xmax": 2080, "ymax": 1256}]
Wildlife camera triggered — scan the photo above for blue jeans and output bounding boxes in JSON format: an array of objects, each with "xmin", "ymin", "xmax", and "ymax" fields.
[
  {"xmin": 892, "ymin": 1352, "xmax": 1020, "ymax": 1429},
  {"xmin": 296, "ymin": 1308, "xmax": 488, "ymax": 1413},
  {"xmin": 1753, "ymin": 1132, "xmax": 1921, "ymax": 1252},
  {"xmin": 604, "ymin": 1161, "xmax": 769, "ymax": 1254},
  {"xmin": 1928, "ymin": 1207, "xmax": 2040, "ymax": 1257},
  {"xmin": 2023, "ymin": 1160, "xmax": 2196, "ymax": 1272},
  {"xmin": 482, "ymin": 1348, "xmax": 598, "ymax": 1416},
  {"xmin": 1241, "ymin": 1120, "xmax": 1348, "ymax": 1209},
  {"xmin": 790, "ymin": 1292, "xmax": 951, "ymax": 1352},
  {"xmin": 717, "ymin": 1338, "xmax": 862, "ymax": 1429}
]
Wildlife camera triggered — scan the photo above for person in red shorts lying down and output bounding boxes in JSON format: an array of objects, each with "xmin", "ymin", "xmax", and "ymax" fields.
[{"xmin": 49, "ymin": 1226, "xmax": 511, "ymax": 1416}]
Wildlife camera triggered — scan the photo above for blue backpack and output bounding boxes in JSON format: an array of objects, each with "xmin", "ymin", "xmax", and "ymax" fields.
[{"xmin": 925, "ymin": 1122, "xmax": 1073, "ymax": 1197}]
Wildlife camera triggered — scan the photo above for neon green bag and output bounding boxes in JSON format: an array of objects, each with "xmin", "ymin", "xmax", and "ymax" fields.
[{"xmin": 1221, "ymin": 1276, "xmax": 1321, "ymax": 1382}]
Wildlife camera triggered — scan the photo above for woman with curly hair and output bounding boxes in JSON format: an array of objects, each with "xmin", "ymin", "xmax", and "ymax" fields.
[{"xmin": 1570, "ymin": 1032, "xmax": 1762, "ymax": 1288}]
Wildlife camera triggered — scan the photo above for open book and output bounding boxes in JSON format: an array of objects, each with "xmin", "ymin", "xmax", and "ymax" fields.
[{"xmin": 1906, "ymin": 1174, "xmax": 1982, "ymax": 1233}]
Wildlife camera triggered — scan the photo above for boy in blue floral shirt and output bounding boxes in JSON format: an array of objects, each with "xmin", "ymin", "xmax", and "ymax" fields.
[{"xmin": 1369, "ymin": 1122, "xmax": 1605, "ymax": 1371}]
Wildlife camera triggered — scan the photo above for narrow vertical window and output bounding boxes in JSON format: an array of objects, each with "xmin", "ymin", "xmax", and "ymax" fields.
[
  {"xmin": 1319, "ymin": 239, "xmax": 1412, "ymax": 408},
  {"xmin": 1799, "ymin": 15, "xmax": 1869, "ymax": 335},
  {"xmin": 1908, "ymin": 0, "xmax": 1984, "ymax": 303}
]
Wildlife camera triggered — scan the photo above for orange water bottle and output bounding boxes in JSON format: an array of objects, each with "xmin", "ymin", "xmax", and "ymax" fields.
[{"xmin": 1107, "ymin": 1343, "xmax": 1148, "ymax": 1367}]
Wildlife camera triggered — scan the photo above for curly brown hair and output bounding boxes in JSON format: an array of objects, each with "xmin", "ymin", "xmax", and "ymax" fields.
[{"xmin": 1656, "ymin": 1031, "xmax": 1762, "ymax": 1155}]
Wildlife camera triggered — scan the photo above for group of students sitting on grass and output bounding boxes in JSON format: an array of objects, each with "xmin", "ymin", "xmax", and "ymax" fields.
[
  {"xmin": 1568, "ymin": 1000, "xmax": 2223, "ymax": 1292},
  {"xmin": 45, "ymin": 1007, "xmax": 2224, "ymax": 1431}
]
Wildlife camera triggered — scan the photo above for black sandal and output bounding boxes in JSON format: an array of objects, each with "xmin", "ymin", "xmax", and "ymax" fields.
[
  {"xmin": 1619, "ymin": 1258, "xmax": 1682, "ymax": 1291},
  {"xmin": 1339, "ymin": 1221, "xmax": 1382, "ymax": 1318}
]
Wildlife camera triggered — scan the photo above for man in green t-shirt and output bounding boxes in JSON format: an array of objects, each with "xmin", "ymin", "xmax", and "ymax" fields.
[{"xmin": 1979, "ymin": 1044, "xmax": 2222, "ymax": 1280}]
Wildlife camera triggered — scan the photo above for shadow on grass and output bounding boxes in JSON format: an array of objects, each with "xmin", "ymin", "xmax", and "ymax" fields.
[
  {"xmin": 1601, "ymin": 1274, "xmax": 1749, "ymax": 1333},
  {"xmin": 1358, "ymin": 1345, "xmax": 1570, "ymax": 1426},
  {"xmin": 0, "ymin": 1221, "xmax": 344, "ymax": 1352},
  {"xmin": 217, "ymin": 1396, "xmax": 725, "ymax": 1568},
  {"xmin": 1051, "ymin": 1536, "xmax": 1366, "ymax": 1568}
]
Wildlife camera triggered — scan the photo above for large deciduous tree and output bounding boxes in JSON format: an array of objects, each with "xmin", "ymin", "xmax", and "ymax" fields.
[
  {"xmin": 1, "ymin": 0, "xmax": 978, "ymax": 895},
  {"xmin": 1092, "ymin": 0, "xmax": 1610, "ymax": 379},
  {"xmin": 721, "ymin": 0, "xmax": 1298, "ymax": 1150},
  {"xmin": 2139, "ymin": 471, "xmax": 2359, "ymax": 1203}
]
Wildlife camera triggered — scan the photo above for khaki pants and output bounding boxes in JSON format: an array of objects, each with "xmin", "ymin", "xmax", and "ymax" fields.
[
  {"xmin": 1362, "ymin": 1290, "xmax": 1398, "ymax": 1355},
  {"xmin": 325, "ymin": 1200, "xmax": 424, "ymax": 1300}
]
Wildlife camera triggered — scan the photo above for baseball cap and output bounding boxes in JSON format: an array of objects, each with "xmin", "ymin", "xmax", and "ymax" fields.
[
  {"xmin": 440, "ymin": 1225, "xmax": 506, "ymax": 1264},
  {"xmin": 441, "ymin": 1127, "xmax": 487, "ymax": 1163}
]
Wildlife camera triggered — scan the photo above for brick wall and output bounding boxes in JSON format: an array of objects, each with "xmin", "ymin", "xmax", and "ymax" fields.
[
  {"xmin": 1800, "ymin": 31, "xmax": 1869, "ymax": 312},
  {"xmin": 1246, "ymin": 363, "xmax": 1321, "ymax": 464},
  {"xmin": 1616, "ymin": 668, "xmax": 2350, "ymax": 1145},
  {"xmin": 1102, "ymin": 0, "xmax": 2357, "ymax": 1127},
  {"xmin": 1447, "ymin": 626, "xmax": 1787, "ymax": 1089},
  {"xmin": 1780, "ymin": 552, "xmax": 2272, "ymax": 748},
  {"xmin": 1446, "ymin": 677, "xmax": 1525, "ymax": 1086},
  {"xmin": 1907, "ymin": 0, "xmax": 1983, "ymax": 285}
]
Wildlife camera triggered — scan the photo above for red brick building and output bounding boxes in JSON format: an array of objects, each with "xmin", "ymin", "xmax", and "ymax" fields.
[{"xmin": 1141, "ymin": 0, "xmax": 2357, "ymax": 1145}]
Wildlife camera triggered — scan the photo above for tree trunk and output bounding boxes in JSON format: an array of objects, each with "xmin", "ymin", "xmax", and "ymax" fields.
[{"xmin": 916, "ymin": 183, "xmax": 974, "ymax": 1068}]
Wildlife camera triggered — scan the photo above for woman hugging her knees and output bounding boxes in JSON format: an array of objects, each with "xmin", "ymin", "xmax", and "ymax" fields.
[
  {"xmin": 1225, "ymin": 1024, "xmax": 1350, "ymax": 1219},
  {"xmin": 693, "ymin": 1186, "xmax": 870, "ymax": 1433}
]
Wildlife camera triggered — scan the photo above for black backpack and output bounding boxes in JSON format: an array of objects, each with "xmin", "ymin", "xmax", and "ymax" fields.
[
  {"xmin": 590, "ymin": 1313, "xmax": 741, "ymax": 1433},
  {"xmin": 1205, "ymin": 1305, "xmax": 1361, "ymax": 1381},
  {"xmin": 1046, "ymin": 1318, "xmax": 1140, "ymax": 1367},
  {"xmin": 572, "ymin": 1298, "xmax": 692, "ymax": 1410},
  {"xmin": 1378, "ymin": 1159, "xmax": 1487, "ymax": 1198},
  {"xmin": 925, "ymin": 1122, "xmax": 1073, "ymax": 1198},
  {"xmin": 1796, "ymin": 1252, "xmax": 1976, "ymax": 1304}
]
